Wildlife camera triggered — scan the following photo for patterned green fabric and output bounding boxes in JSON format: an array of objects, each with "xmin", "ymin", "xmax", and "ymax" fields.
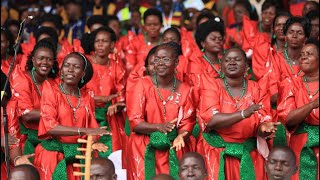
[
  {"xmin": 95, "ymin": 102, "xmax": 112, "ymax": 157},
  {"xmin": 203, "ymin": 131, "xmax": 256, "ymax": 180},
  {"xmin": 295, "ymin": 122, "xmax": 319, "ymax": 180},
  {"xmin": 124, "ymin": 117, "xmax": 131, "ymax": 136},
  {"xmin": 273, "ymin": 122, "xmax": 287, "ymax": 146},
  {"xmin": 192, "ymin": 118, "xmax": 200, "ymax": 138},
  {"xmin": 41, "ymin": 139, "xmax": 82, "ymax": 180},
  {"xmin": 20, "ymin": 122, "xmax": 41, "ymax": 162},
  {"xmin": 145, "ymin": 130, "xmax": 179, "ymax": 180}
]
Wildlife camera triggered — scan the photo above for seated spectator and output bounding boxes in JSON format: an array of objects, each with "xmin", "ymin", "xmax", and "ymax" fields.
[
  {"xmin": 9, "ymin": 164, "xmax": 40, "ymax": 180},
  {"xmin": 179, "ymin": 152, "xmax": 207, "ymax": 180},
  {"xmin": 90, "ymin": 157, "xmax": 117, "ymax": 180},
  {"xmin": 265, "ymin": 146, "xmax": 298, "ymax": 180}
]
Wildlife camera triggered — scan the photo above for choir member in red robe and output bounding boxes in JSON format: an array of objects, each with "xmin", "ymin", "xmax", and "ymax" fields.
[
  {"xmin": 86, "ymin": 26, "xmax": 127, "ymax": 157},
  {"xmin": 197, "ymin": 47, "xmax": 279, "ymax": 180},
  {"xmin": 126, "ymin": 42, "xmax": 196, "ymax": 180},
  {"xmin": 269, "ymin": 16, "xmax": 311, "ymax": 105},
  {"xmin": 277, "ymin": 39, "xmax": 319, "ymax": 180},
  {"xmin": 33, "ymin": 52, "xmax": 109, "ymax": 180},
  {"xmin": 1, "ymin": 28, "xmax": 19, "ymax": 76},
  {"xmin": 125, "ymin": 8, "xmax": 162, "ymax": 73}
]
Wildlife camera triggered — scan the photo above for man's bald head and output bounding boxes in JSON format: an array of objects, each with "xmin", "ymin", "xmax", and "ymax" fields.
[
  {"xmin": 90, "ymin": 157, "xmax": 117, "ymax": 180},
  {"xmin": 151, "ymin": 174, "xmax": 174, "ymax": 180},
  {"xmin": 9, "ymin": 164, "xmax": 40, "ymax": 180},
  {"xmin": 179, "ymin": 152, "xmax": 207, "ymax": 180}
]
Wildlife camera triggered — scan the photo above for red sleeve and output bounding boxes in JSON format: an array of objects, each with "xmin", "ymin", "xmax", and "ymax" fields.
[
  {"xmin": 269, "ymin": 53, "xmax": 281, "ymax": 96},
  {"xmin": 177, "ymin": 86, "xmax": 196, "ymax": 133},
  {"xmin": 241, "ymin": 16, "xmax": 258, "ymax": 51},
  {"xmin": 38, "ymin": 81, "xmax": 59, "ymax": 139},
  {"xmin": 251, "ymin": 39, "xmax": 273, "ymax": 80},
  {"xmin": 123, "ymin": 31, "xmax": 138, "ymax": 72},
  {"xmin": 11, "ymin": 68, "xmax": 35, "ymax": 117},
  {"xmin": 277, "ymin": 78, "xmax": 296, "ymax": 125},
  {"xmin": 126, "ymin": 61, "xmax": 146, "ymax": 93},
  {"xmin": 126, "ymin": 77, "xmax": 146, "ymax": 130},
  {"xmin": 113, "ymin": 56, "xmax": 127, "ymax": 102},
  {"xmin": 198, "ymin": 74, "xmax": 220, "ymax": 126},
  {"xmin": 73, "ymin": 39, "xmax": 85, "ymax": 54}
]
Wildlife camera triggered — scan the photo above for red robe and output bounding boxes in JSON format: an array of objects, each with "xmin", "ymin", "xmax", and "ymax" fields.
[
  {"xmin": 86, "ymin": 54, "xmax": 127, "ymax": 152},
  {"xmin": 224, "ymin": 26, "xmax": 244, "ymax": 49},
  {"xmin": 1, "ymin": 56, "xmax": 21, "ymax": 76},
  {"xmin": 126, "ymin": 76, "xmax": 196, "ymax": 180},
  {"xmin": 33, "ymin": 81, "xmax": 99, "ymax": 180},
  {"xmin": 269, "ymin": 51, "xmax": 301, "ymax": 97},
  {"xmin": 277, "ymin": 77, "xmax": 319, "ymax": 180},
  {"xmin": 125, "ymin": 33, "xmax": 159, "ymax": 72},
  {"xmin": 197, "ymin": 74, "xmax": 271, "ymax": 180}
]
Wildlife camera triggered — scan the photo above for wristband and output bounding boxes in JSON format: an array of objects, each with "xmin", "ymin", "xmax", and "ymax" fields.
[
  {"xmin": 241, "ymin": 110, "xmax": 246, "ymax": 119},
  {"xmin": 78, "ymin": 128, "xmax": 81, "ymax": 136},
  {"xmin": 13, "ymin": 156, "xmax": 22, "ymax": 166}
]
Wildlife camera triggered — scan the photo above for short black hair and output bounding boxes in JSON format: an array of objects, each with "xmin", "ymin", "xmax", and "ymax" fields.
[
  {"xmin": 262, "ymin": 0, "xmax": 280, "ymax": 12},
  {"xmin": 26, "ymin": 39, "xmax": 59, "ymax": 79},
  {"xmin": 179, "ymin": 152, "xmax": 206, "ymax": 170},
  {"xmin": 145, "ymin": 45, "xmax": 158, "ymax": 67},
  {"xmin": 157, "ymin": 42, "xmax": 182, "ymax": 59},
  {"xmin": 306, "ymin": 10, "xmax": 319, "ymax": 21},
  {"xmin": 196, "ymin": 9, "xmax": 215, "ymax": 27},
  {"xmin": 11, "ymin": 164, "xmax": 40, "ymax": 180},
  {"xmin": 143, "ymin": 8, "xmax": 163, "ymax": 25},
  {"xmin": 222, "ymin": 47, "xmax": 247, "ymax": 62},
  {"xmin": 38, "ymin": 13, "xmax": 64, "ymax": 31},
  {"xmin": 34, "ymin": 26, "xmax": 59, "ymax": 45},
  {"xmin": 195, "ymin": 18, "xmax": 225, "ymax": 49},
  {"xmin": 89, "ymin": 26, "xmax": 117, "ymax": 53},
  {"xmin": 1, "ymin": 27, "xmax": 15, "ymax": 56},
  {"xmin": 305, "ymin": 38, "xmax": 319, "ymax": 53},
  {"xmin": 283, "ymin": 16, "xmax": 311, "ymax": 38},
  {"xmin": 62, "ymin": 52, "xmax": 93, "ymax": 88},
  {"xmin": 234, "ymin": 0, "xmax": 259, "ymax": 21},
  {"xmin": 3, "ymin": 19, "xmax": 20, "ymax": 32},
  {"xmin": 106, "ymin": 15, "xmax": 120, "ymax": 25},
  {"xmin": 269, "ymin": 145, "xmax": 296, "ymax": 165},
  {"xmin": 163, "ymin": 27, "xmax": 181, "ymax": 42},
  {"xmin": 86, "ymin": 15, "xmax": 108, "ymax": 29}
]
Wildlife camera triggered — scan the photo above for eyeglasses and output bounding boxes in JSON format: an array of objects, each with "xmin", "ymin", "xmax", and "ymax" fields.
[{"xmin": 154, "ymin": 57, "xmax": 173, "ymax": 64}]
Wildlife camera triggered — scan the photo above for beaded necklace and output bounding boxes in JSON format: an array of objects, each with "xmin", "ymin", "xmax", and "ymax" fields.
[
  {"xmin": 303, "ymin": 76, "xmax": 319, "ymax": 99},
  {"xmin": 223, "ymin": 77, "xmax": 247, "ymax": 110},
  {"xmin": 144, "ymin": 33, "xmax": 161, "ymax": 46},
  {"xmin": 284, "ymin": 49, "xmax": 302, "ymax": 77},
  {"xmin": 31, "ymin": 69, "xmax": 42, "ymax": 96},
  {"xmin": 59, "ymin": 83, "xmax": 81, "ymax": 122},
  {"xmin": 203, "ymin": 54, "xmax": 223, "ymax": 78},
  {"xmin": 154, "ymin": 73, "xmax": 177, "ymax": 120}
]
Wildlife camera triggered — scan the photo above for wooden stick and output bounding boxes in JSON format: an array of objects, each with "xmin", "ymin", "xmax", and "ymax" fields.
[{"xmin": 73, "ymin": 135, "xmax": 93, "ymax": 180}]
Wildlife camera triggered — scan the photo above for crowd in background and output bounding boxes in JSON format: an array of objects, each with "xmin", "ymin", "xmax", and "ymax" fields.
[{"xmin": 1, "ymin": 0, "xmax": 319, "ymax": 180}]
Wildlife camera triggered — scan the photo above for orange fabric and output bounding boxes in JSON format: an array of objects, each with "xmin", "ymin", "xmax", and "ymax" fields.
[
  {"xmin": 197, "ymin": 75, "xmax": 271, "ymax": 179},
  {"xmin": 224, "ymin": 27, "xmax": 243, "ymax": 49},
  {"xmin": 126, "ymin": 75, "xmax": 196, "ymax": 180},
  {"xmin": 1, "ymin": 56, "xmax": 21, "ymax": 76},
  {"xmin": 222, "ymin": 5, "xmax": 236, "ymax": 27},
  {"xmin": 277, "ymin": 76, "xmax": 319, "ymax": 180},
  {"xmin": 33, "ymin": 81, "xmax": 98, "ymax": 180}
]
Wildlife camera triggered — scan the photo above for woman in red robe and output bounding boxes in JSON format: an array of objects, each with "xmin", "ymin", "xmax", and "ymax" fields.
[
  {"xmin": 126, "ymin": 42, "xmax": 196, "ymax": 180},
  {"xmin": 7, "ymin": 39, "xmax": 60, "ymax": 170},
  {"xmin": 85, "ymin": 26, "xmax": 127, "ymax": 157},
  {"xmin": 224, "ymin": 0, "xmax": 259, "ymax": 49},
  {"xmin": 277, "ymin": 39, "xmax": 319, "ymax": 180},
  {"xmin": 269, "ymin": 16, "xmax": 311, "ymax": 104},
  {"xmin": 197, "ymin": 47, "xmax": 279, "ymax": 180},
  {"xmin": 33, "ymin": 52, "xmax": 109, "ymax": 180},
  {"xmin": 125, "ymin": 8, "xmax": 162, "ymax": 73},
  {"xmin": 186, "ymin": 18, "xmax": 225, "ymax": 88},
  {"xmin": 1, "ymin": 28, "xmax": 19, "ymax": 76},
  {"xmin": 242, "ymin": 12, "xmax": 291, "ymax": 81}
]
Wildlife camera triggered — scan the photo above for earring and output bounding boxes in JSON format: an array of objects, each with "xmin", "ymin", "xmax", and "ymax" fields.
[
  {"xmin": 272, "ymin": 34, "xmax": 276, "ymax": 39},
  {"xmin": 201, "ymin": 48, "xmax": 205, "ymax": 52},
  {"xmin": 81, "ymin": 78, "xmax": 84, "ymax": 83},
  {"xmin": 220, "ymin": 72, "xmax": 225, "ymax": 79},
  {"xmin": 32, "ymin": 67, "xmax": 36, "ymax": 71},
  {"xmin": 174, "ymin": 69, "xmax": 177, "ymax": 74},
  {"xmin": 284, "ymin": 43, "xmax": 288, "ymax": 48},
  {"xmin": 51, "ymin": 69, "xmax": 55, "ymax": 74}
]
